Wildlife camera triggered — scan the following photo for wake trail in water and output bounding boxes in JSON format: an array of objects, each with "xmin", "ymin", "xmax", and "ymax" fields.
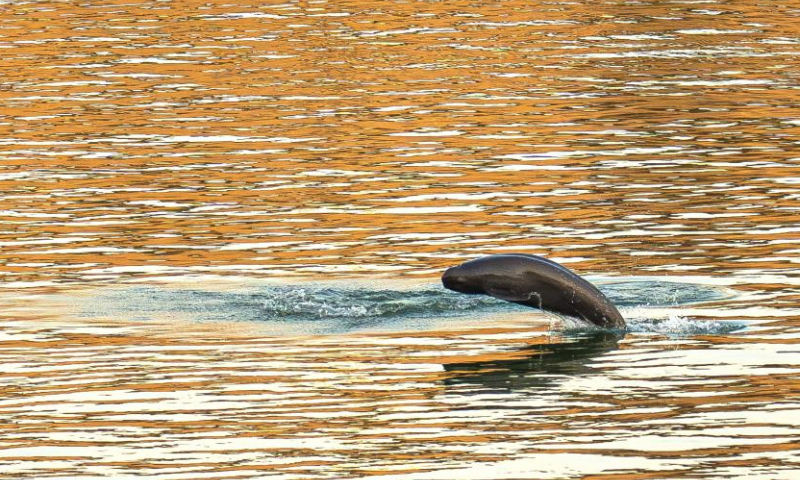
[{"xmin": 83, "ymin": 279, "xmax": 745, "ymax": 335}]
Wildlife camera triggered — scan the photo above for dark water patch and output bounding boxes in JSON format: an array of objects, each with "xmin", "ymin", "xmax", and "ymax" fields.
[{"xmin": 444, "ymin": 330, "xmax": 623, "ymax": 390}]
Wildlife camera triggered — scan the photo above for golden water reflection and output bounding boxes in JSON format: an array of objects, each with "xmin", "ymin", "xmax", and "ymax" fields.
[
  {"xmin": 2, "ymin": 0, "xmax": 800, "ymax": 478},
  {"xmin": 1, "ymin": 0, "xmax": 800, "ymax": 284}
]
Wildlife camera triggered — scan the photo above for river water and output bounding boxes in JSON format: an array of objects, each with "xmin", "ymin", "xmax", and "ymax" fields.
[{"xmin": 2, "ymin": 0, "xmax": 800, "ymax": 478}]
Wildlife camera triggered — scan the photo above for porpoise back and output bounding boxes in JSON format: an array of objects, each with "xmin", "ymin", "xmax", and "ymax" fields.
[{"xmin": 441, "ymin": 254, "xmax": 626, "ymax": 329}]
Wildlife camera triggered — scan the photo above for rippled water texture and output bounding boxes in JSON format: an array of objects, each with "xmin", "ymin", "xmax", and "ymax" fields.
[{"xmin": 2, "ymin": 0, "xmax": 800, "ymax": 478}]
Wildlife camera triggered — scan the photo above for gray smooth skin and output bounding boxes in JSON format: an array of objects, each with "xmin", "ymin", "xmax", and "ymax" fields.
[{"xmin": 441, "ymin": 254, "xmax": 626, "ymax": 329}]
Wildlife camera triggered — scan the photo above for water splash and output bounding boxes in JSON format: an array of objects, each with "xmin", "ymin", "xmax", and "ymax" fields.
[
  {"xmin": 255, "ymin": 286, "xmax": 501, "ymax": 319},
  {"xmin": 626, "ymin": 314, "xmax": 745, "ymax": 336},
  {"xmin": 553, "ymin": 312, "xmax": 745, "ymax": 336}
]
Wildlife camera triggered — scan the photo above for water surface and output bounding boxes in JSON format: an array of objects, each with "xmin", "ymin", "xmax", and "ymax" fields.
[{"xmin": 2, "ymin": 0, "xmax": 800, "ymax": 478}]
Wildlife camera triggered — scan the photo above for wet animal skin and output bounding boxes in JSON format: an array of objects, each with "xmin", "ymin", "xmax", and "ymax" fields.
[{"xmin": 442, "ymin": 254, "xmax": 626, "ymax": 329}]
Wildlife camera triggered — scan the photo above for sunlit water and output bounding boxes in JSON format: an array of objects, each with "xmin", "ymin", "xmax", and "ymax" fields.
[{"xmin": 2, "ymin": 0, "xmax": 800, "ymax": 478}]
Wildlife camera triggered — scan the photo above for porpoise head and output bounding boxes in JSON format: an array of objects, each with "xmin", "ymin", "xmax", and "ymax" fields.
[
  {"xmin": 441, "ymin": 256, "xmax": 531, "ymax": 301},
  {"xmin": 441, "ymin": 264, "xmax": 484, "ymax": 294}
]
